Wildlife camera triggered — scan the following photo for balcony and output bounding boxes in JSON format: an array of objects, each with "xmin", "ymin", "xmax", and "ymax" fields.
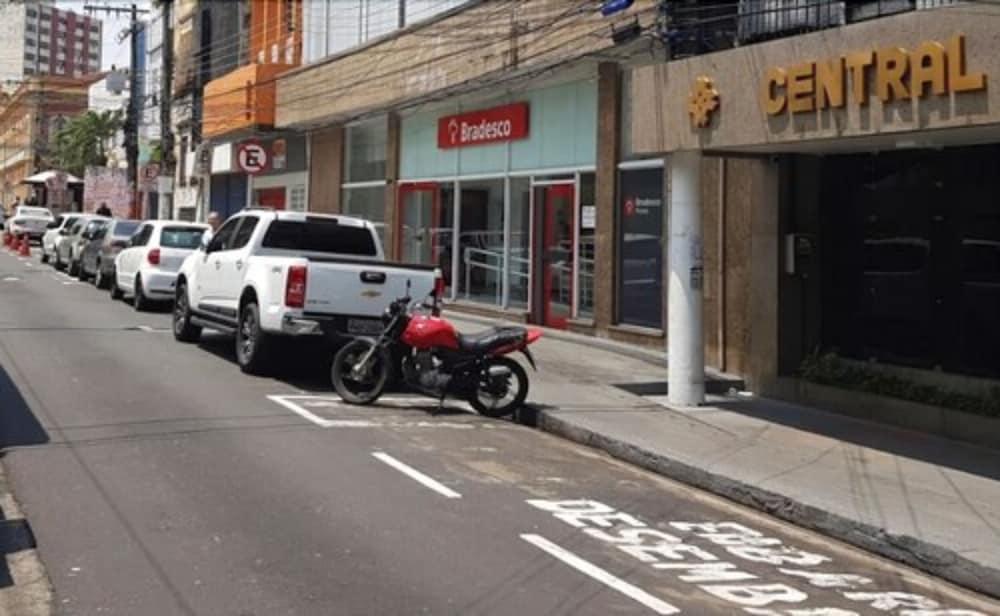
[
  {"xmin": 662, "ymin": 0, "xmax": 960, "ymax": 57},
  {"xmin": 202, "ymin": 63, "xmax": 293, "ymax": 138}
]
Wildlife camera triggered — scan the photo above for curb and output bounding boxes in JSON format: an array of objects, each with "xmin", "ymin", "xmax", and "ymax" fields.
[{"xmin": 532, "ymin": 408, "xmax": 1000, "ymax": 601}]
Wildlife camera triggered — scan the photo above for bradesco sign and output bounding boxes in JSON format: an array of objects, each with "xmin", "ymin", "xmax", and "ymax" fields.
[{"xmin": 437, "ymin": 102, "xmax": 530, "ymax": 149}]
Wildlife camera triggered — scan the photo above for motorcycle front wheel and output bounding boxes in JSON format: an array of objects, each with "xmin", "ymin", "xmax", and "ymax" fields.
[
  {"xmin": 470, "ymin": 357, "xmax": 529, "ymax": 418},
  {"xmin": 331, "ymin": 339, "xmax": 391, "ymax": 405}
]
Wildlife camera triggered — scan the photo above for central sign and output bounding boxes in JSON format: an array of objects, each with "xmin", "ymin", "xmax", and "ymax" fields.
[
  {"xmin": 761, "ymin": 34, "xmax": 986, "ymax": 116},
  {"xmin": 237, "ymin": 141, "xmax": 269, "ymax": 175},
  {"xmin": 437, "ymin": 102, "xmax": 530, "ymax": 149}
]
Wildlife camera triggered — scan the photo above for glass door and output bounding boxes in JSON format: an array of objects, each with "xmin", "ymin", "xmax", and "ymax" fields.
[
  {"xmin": 397, "ymin": 183, "xmax": 440, "ymax": 264},
  {"xmin": 536, "ymin": 184, "xmax": 575, "ymax": 329}
]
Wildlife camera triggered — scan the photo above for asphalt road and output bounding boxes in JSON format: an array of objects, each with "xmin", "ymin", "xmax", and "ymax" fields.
[{"xmin": 0, "ymin": 248, "xmax": 997, "ymax": 616}]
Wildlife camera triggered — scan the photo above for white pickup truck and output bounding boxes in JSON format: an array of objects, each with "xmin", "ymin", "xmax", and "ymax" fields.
[{"xmin": 173, "ymin": 209, "xmax": 441, "ymax": 374}]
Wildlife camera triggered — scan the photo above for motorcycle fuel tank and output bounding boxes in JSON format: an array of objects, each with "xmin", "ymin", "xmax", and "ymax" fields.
[{"xmin": 401, "ymin": 315, "xmax": 460, "ymax": 350}]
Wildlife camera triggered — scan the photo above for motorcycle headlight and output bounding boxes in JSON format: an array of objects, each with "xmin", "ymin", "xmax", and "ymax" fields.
[{"xmin": 381, "ymin": 307, "xmax": 393, "ymax": 323}]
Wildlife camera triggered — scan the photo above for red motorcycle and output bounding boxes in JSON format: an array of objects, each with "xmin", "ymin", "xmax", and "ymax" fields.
[{"xmin": 331, "ymin": 287, "xmax": 541, "ymax": 417}]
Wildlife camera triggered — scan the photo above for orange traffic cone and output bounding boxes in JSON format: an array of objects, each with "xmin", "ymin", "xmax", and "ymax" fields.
[{"xmin": 18, "ymin": 235, "xmax": 30, "ymax": 257}]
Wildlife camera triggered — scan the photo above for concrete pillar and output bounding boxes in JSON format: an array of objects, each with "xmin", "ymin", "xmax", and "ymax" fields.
[
  {"xmin": 384, "ymin": 113, "xmax": 401, "ymax": 260},
  {"xmin": 668, "ymin": 150, "xmax": 705, "ymax": 406},
  {"xmin": 307, "ymin": 125, "xmax": 343, "ymax": 214},
  {"xmin": 593, "ymin": 61, "xmax": 620, "ymax": 329}
]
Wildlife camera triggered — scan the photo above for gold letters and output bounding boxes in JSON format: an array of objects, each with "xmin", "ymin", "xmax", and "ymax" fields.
[
  {"xmin": 761, "ymin": 67, "xmax": 788, "ymax": 115},
  {"xmin": 845, "ymin": 51, "xmax": 874, "ymax": 105},
  {"xmin": 876, "ymin": 47, "xmax": 910, "ymax": 102},
  {"xmin": 947, "ymin": 34, "xmax": 986, "ymax": 92},
  {"xmin": 910, "ymin": 41, "xmax": 947, "ymax": 97},
  {"xmin": 815, "ymin": 57, "xmax": 845, "ymax": 109},
  {"xmin": 787, "ymin": 62, "xmax": 816, "ymax": 113},
  {"xmin": 763, "ymin": 33, "xmax": 986, "ymax": 116}
]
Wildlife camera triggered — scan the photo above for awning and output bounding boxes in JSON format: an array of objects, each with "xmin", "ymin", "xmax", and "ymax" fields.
[{"xmin": 21, "ymin": 170, "xmax": 84, "ymax": 185}]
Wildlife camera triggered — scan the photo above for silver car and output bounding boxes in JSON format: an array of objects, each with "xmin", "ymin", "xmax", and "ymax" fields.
[{"xmin": 54, "ymin": 215, "xmax": 106, "ymax": 271}]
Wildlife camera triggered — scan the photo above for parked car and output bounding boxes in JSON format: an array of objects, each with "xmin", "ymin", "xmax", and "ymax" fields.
[
  {"xmin": 67, "ymin": 218, "xmax": 110, "ymax": 277},
  {"xmin": 79, "ymin": 218, "xmax": 142, "ymax": 288},
  {"xmin": 41, "ymin": 214, "xmax": 82, "ymax": 263},
  {"xmin": 54, "ymin": 216, "xmax": 93, "ymax": 270},
  {"xmin": 173, "ymin": 209, "xmax": 442, "ymax": 374},
  {"xmin": 6, "ymin": 206, "xmax": 54, "ymax": 243},
  {"xmin": 55, "ymin": 215, "xmax": 108, "ymax": 273},
  {"xmin": 110, "ymin": 220, "xmax": 210, "ymax": 311}
]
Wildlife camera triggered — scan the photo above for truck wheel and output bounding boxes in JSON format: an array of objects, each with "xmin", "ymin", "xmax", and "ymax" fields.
[
  {"xmin": 94, "ymin": 263, "xmax": 106, "ymax": 289},
  {"xmin": 173, "ymin": 282, "xmax": 201, "ymax": 343},
  {"xmin": 236, "ymin": 301, "xmax": 272, "ymax": 375},
  {"xmin": 76, "ymin": 262, "xmax": 88, "ymax": 281},
  {"xmin": 68, "ymin": 258, "xmax": 79, "ymax": 277},
  {"xmin": 40, "ymin": 249, "xmax": 49, "ymax": 264}
]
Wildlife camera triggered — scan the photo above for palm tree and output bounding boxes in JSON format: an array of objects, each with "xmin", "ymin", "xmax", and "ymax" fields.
[{"xmin": 49, "ymin": 110, "xmax": 124, "ymax": 176}]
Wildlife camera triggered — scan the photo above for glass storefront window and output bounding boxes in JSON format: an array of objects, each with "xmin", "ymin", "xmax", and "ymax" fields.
[
  {"xmin": 578, "ymin": 173, "xmax": 596, "ymax": 320},
  {"xmin": 343, "ymin": 184, "xmax": 386, "ymax": 243},
  {"xmin": 508, "ymin": 177, "xmax": 531, "ymax": 310},
  {"xmin": 458, "ymin": 179, "xmax": 505, "ymax": 307},
  {"xmin": 344, "ymin": 119, "xmax": 387, "ymax": 183},
  {"xmin": 618, "ymin": 168, "xmax": 664, "ymax": 329},
  {"xmin": 399, "ymin": 184, "xmax": 455, "ymax": 295}
]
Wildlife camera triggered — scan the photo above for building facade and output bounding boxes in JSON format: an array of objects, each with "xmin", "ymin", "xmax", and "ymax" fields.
[
  {"xmin": 0, "ymin": 0, "xmax": 102, "ymax": 86},
  {"xmin": 200, "ymin": 0, "xmax": 303, "ymax": 220},
  {"xmin": 629, "ymin": 2, "xmax": 998, "ymax": 397},
  {"xmin": 0, "ymin": 76, "xmax": 92, "ymax": 208},
  {"xmin": 170, "ymin": 0, "xmax": 250, "ymax": 222},
  {"xmin": 276, "ymin": 0, "xmax": 662, "ymax": 344}
]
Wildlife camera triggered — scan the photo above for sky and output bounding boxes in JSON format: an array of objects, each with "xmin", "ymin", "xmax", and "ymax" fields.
[{"xmin": 57, "ymin": 0, "xmax": 153, "ymax": 71}]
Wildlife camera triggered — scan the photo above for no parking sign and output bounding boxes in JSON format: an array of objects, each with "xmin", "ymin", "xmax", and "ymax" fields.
[{"xmin": 237, "ymin": 141, "xmax": 269, "ymax": 175}]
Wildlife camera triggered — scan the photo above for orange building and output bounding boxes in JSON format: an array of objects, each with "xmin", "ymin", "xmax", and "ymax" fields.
[{"xmin": 202, "ymin": 0, "xmax": 301, "ymax": 138}]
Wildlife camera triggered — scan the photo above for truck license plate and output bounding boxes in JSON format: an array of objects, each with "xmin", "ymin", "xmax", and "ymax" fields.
[{"xmin": 347, "ymin": 318, "xmax": 382, "ymax": 335}]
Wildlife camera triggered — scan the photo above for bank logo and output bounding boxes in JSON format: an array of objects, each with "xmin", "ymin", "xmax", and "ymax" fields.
[
  {"xmin": 688, "ymin": 76, "xmax": 720, "ymax": 128},
  {"xmin": 448, "ymin": 119, "xmax": 459, "ymax": 145}
]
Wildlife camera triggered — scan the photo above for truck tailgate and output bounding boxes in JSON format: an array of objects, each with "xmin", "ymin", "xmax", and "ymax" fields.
[{"xmin": 304, "ymin": 259, "xmax": 438, "ymax": 318}]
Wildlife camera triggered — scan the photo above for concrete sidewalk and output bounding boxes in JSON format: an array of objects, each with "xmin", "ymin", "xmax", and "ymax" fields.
[{"xmin": 449, "ymin": 313, "xmax": 1000, "ymax": 600}]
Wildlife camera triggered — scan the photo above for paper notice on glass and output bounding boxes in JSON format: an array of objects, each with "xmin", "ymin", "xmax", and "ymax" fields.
[{"xmin": 582, "ymin": 206, "xmax": 596, "ymax": 229}]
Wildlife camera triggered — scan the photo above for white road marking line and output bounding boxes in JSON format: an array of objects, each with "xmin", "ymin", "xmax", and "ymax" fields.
[
  {"xmin": 135, "ymin": 325, "xmax": 154, "ymax": 332},
  {"xmin": 267, "ymin": 395, "xmax": 338, "ymax": 427},
  {"xmin": 2, "ymin": 276, "xmax": 19, "ymax": 282},
  {"xmin": 62, "ymin": 281, "xmax": 80, "ymax": 286},
  {"xmin": 24, "ymin": 261, "xmax": 32, "ymax": 267},
  {"xmin": 372, "ymin": 452, "xmax": 462, "ymax": 499},
  {"xmin": 520, "ymin": 534, "xmax": 680, "ymax": 615}
]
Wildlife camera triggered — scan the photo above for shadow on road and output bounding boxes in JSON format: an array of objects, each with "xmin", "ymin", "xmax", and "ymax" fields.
[{"xmin": 0, "ymin": 361, "xmax": 49, "ymax": 450}]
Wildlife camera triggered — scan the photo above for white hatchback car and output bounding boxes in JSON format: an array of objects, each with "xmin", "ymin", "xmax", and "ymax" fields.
[{"xmin": 110, "ymin": 220, "xmax": 210, "ymax": 311}]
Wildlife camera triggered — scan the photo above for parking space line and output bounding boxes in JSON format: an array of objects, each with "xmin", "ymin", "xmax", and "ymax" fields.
[
  {"xmin": 520, "ymin": 534, "xmax": 679, "ymax": 615},
  {"xmin": 372, "ymin": 452, "xmax": 462, "ymax": 499},
  {"xmin": 267, "ymin": 395, "xmax": 338, "ymax": 427}
]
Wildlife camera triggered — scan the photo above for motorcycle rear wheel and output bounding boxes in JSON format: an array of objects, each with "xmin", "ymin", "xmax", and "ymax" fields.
[
  {"xmin": 469, "ymin": 357, "xmax": 529, "ymax": 418},
  {"xmin": 332, "ymin": 339, "xmax": 391, "ymax": 405}
]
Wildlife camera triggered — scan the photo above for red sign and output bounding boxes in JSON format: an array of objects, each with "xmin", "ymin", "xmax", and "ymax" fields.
[
  {"xmin": 237, "ymin": 141, "xmax": 269, "ymax": 175},
  {"xmin": 624, "ymin": 198, "xmax": 636, "ymax": 217},
  {"xmin": 437, "ymin": 102, "xmax": 529, "ymax": 149}
]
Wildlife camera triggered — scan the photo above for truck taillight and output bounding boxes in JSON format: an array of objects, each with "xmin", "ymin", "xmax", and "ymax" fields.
[
  {"xmin": 147, "ymin": 248, "xmax": 160, "ymax": 265},
  {"xmin": 285, "ymin": 265, "xmax": 307, "ymax": 308},
  {"xmin": 434, "ymin": 276, "xmax": 446, "ymax": 298}
]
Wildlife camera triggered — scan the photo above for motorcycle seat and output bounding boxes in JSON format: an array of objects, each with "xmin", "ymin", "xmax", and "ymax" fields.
[{"xmin": 457, "ymin": 326, "xmax": 527, "ymax": 354}]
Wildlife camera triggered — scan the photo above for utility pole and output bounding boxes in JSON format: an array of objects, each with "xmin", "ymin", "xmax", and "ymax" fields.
[
  {"xmin": 160, "ymin": 0, "xmax": 174, "ymax": 221},
  {"xmin": 85, "ymin": 4, "xmax": 149, "ymax": 219}
]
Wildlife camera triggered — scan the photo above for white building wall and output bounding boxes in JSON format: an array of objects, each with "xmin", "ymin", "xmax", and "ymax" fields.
[
  {"xmin": 0, "ymin": 4, "xmax": 27, "ymax": 87},
  {"xmin": 303, "ymin": 0, "xmax": 469, "ymax": 64}
]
